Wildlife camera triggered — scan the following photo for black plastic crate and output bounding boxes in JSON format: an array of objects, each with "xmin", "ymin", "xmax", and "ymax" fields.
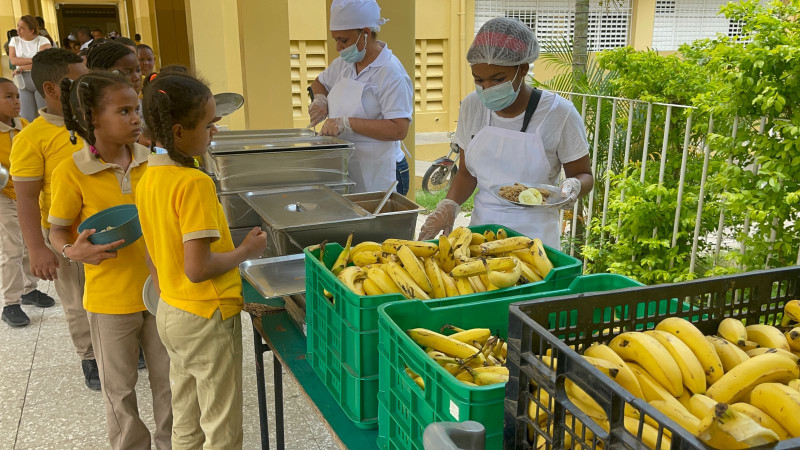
[{"xmin": 503, "ymin": 266, "xmax": 800, "ymax": 449}]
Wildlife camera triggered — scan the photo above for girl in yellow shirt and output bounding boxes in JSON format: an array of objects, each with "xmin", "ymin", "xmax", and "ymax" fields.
[
  {"xmin": 47, "ymin": 72, "xmax": 172, "ymax": 449},
  {"xmin": 136, "ymin": 72, "xmax": 266, "ymax": 449}
]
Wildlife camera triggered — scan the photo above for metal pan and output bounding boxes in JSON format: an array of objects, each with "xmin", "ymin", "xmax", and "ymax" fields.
[
  {"xmin": 239, "ymin": 254, "xmax": 306, "ymax": 299},
  {"xmin": 489, "ymin": 183, "xmax": 570, "ymax": 209},
  {"xmin": 214, "ymin": 92, "xmax": 245, "ymax": 117}
]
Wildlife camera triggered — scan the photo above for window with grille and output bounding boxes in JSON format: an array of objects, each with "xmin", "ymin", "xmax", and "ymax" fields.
[
  {"xmin": 415, "ymin": 39, "xmax": 446, "ymax": 112},
  {"xmin": 652, "ymin": 0, "xmax": 760, "ymax": 51},
  {"xmin": 290, "ymin": 40, "xmax": 327, "ymax": 120}
]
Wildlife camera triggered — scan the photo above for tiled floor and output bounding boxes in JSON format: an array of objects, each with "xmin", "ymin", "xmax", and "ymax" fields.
[{"xmin": 0, "ymin": 280, "xmax": 336, "ymax": 450}]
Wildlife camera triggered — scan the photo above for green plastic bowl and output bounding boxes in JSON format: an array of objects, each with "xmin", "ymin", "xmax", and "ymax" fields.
[{"xmin": 77, "ymin": 204, "xmax": 142, "ymax": 250}]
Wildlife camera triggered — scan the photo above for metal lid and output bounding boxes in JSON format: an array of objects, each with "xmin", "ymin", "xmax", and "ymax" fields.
[
  {"xmin": 209, "ymin": 136, "xmax": 353, "ymax": 156},
  {"xmin": 239, "ymin": 185, "xmax": 373, "ymax": 231}
]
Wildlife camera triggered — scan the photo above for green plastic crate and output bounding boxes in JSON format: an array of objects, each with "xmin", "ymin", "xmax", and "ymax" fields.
[
  {"xmin": 305, "ymin": 224, "xmax": 582, "ymax": 428},
  {"xmin": 376, "ymin": 274, "xmax": 643, "ymax": 450}
]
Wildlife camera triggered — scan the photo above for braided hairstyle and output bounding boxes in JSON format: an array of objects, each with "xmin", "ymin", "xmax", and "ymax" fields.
[
  {"xmin": 143, "ymin": 73, "xmax": 212, "ymax": 168},
  {"xmin": 86, "ymin": 42, "xmax": 134, "ymax": 70},
  {"xmin": 61, "ymin": 72, "xmax": 131, "ymax": 149}
]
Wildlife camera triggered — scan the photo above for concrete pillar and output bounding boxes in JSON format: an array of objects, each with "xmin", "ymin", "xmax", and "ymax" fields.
[
  {"xmin": 133, "ymin": 0, "xmax": 159, "ymax": 57},
  {"xmin": 630, "ymin": 0, "xmax": 656, "ymax": 50}
]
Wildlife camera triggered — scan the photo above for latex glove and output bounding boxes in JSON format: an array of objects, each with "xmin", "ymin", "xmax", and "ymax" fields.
[
  {"xmin": 320, "ymin": 117, "xmax": 351, "ymax": 137},
  {"xmin": 559, "ymin": 177, "xmax": 582, "ymax": 210},
  {"xmin": 418, "ymin": 199, "xmax": 460, "ymax": 240},
  {"xmin": 307, "ymin": 94, "xmax": 328, "ymax": 127}
]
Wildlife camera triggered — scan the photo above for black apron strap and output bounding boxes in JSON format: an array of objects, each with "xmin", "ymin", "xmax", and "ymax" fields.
[{"xmin": 520, "ymin": 88, "xmax": 542, "ymax": 133}]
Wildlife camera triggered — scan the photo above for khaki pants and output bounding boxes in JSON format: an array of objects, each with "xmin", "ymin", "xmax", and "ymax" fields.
[
  {"xmin": 156, "ymin": 300, "xmax": 243, "ymax": 450},
  {"xmin": 89, "ymin": 310, "xmax": 173, "ymax": 450},
  {"xmin": 0, "ymin": 195, "xmax": 38, "ymax": 306},
  {"xmin": 43, "ymin": 228, "xmax": 93, "ymax": 360}
]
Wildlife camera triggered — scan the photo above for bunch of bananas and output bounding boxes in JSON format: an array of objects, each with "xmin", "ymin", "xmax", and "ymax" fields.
[
  {"xmin": 323, "ymin": 227, "xmax": 553, "ymax": 300},
  {"xmin": 528, "ymin": 306, "xmax": 800, "ymax": 449},
  {"xmin": 404, "ymin": 325, "xmax": 508, "ymax": 389}
]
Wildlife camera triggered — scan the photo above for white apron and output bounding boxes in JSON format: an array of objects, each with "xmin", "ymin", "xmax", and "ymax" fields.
[
  {"xmin": 467, "ymin": 112, "xmax": 561, "ymax": 250},
  {"xmin": 328, "ymin": 77, "xmax": 397, "ymax": 193}
]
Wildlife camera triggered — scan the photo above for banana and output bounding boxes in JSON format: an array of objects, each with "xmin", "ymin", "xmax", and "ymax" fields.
[
  {"xmin": 366, "ymin": 267, "xmax": 402, "ymax": 295},
  {"xmin": 362, "ymin": 278, "xmax": 384, "ymax": 296},
  {"xmin": 609, "ymin": 332, "xmax": 683, "ymax": 397},
  {"xmin": 530, "ymin": 238, "xmax": 554, "ymax": 279},
  {"xmin": 423, "ymin": 257, "xmax": 447, "ymax": 299},
  {"xmin": 448, "ymin": 227, "xmax": 465, "ymax": 240},
  {"xmin": 655, "ymin": 317, "xmax": 724, "ymax": 385},
  {"xmin": 565, "ymin": 379, "xmax": 607, "ymax": 422},
  {"xmin": 351, "ymin": 250, "xmax": 379, "ymax": 267},
  {"xmin": 451, "ymin": 227, "xmax": 473, "ymax": 263},
  {"xmin": 644, "ymin": 330, "xmax": 706, "ymax": 395},
  {"xmin": 479, "ymin": 236, "xmax": 532, "ymax": 256},
  {"xmin": 468, "ymin": 276, "xmax": 486, "ymax": 293},
  {"xmin": 495, "ymin": 228, "xmax": 508, "ymax": 240},
  {"xmin": 471, "ymin": 366, "xmax": 509, "ymax": 375},
  {"xmin": 337, "ymin": 266, "xmax": 365, "ymax": 295},
  {"xmin": 437, "ymin": 235, "xmax": 456, "ymax": 273},
  {"xmin": 455, "ymin": 277, "xmax": 474, "ymax": 295},
  {"xmin": 746, "ymin": 346, "xmax": 799, "ymax": 362},
  {"xmin": 440, "ymin": 272, "xmax": 459, "ymax": 297},
  {"xmin": 468, "ymin": 245, "xmax": 482, "ymax": 257},
  {"xmin": 705, "ymin": 335, "xmax": 750, "ymax": 372},
  {"xmin": 527, "ymin": 394, "xmax": 552, "ymax": 425},
  {"xmin": 745, "ymin": 324, "xmax": 790, "ymax": 351},
  {"xmin": 786, "ymin": 327, "xmax": 800, "ymax": 352},
  {"xmin": 717, "ymin": 318, "xmax": 747, "ymax": 346},
  {"xmin": 750, "ymin": 382, "xmax": 800, "ymax": 437},
  {"xmin": 689, "ymin": 394, "xmax": 716, "ymax": 418},
  {"xmin": 583, "ymin": 344, "xmax": 645, "ymax": 399},
  {"xmin": 330, "ymin": 232, "xmax": 354, "ymax": 275},
  {"xmin": 385, "ymin": 262, "xmax": 429, "ymax": 300},
  {"xmin": 479, "ymin": 274, "xmax": 498, "ymax": 291},
  {"xmin": 445, "ymin": 328, "xmax": 491, "ymax": 346},
  {"xmin": 474, "ymin": 371, "xmax": 509, "ymax": 386},
  {"xmin": 449, "ymin": 257, "xmax": 517, "ymax": 278},
  {"xmin": 508, "ymin": 255, "xmax": 542, "ymax": 284},
  {"xmin": 581, "ymin": 356, "xmax": 645, "ymax": 406},
  {"xmin": 483, "ymin": 229, "xmax": 495, "ymax": 241},
  {"xmin": 697, "ymin": 402, "xmax": 780, "ymax": 448},
  {"xmin": 790, "ymin": 378, "xmax": 800, "ymax": 392},
  {"xmin": 470, "ymin": 232, "xmax": 486, "ymax": 245},
  {"xmin": 349, "ymin": 241, "xmax": 382, "ymax": 262},
  {"xmin": 628, "ymin": 363, "xmax": 686, "ymax": 411},
  {"xmin": 486, "ymin": 259, "xmax": 522, "ymax": 289},
  {"xmin": 382, "ymin": 239, "xmax": 439, "ymax": 258},
  {"xmin": 730, "ymin": 403, "xmax": 791, "ymax": 440},
  {"xmin": 397, "ymin": 246, "xmax": 433, "ymax": 294},
  {"xmin": 781, "ymin": 299, "xmax": 800, "ymax": 327},
  {"xmin": 378, "ymin": 251, "xmax": 399, "ymax": 264},
  {"xmin": 623, "ymin": 416, "xmax": 671, "ymax": 450},
  {"xmin": 407, "ymin": 328, "xmax": 485, "ymax": 363},
  {"xmin": 738, "ymin": 340, "xmax": 760, "ymax": 352},
  {"xmin": 676, "ymin": 389, "xmax": 692, "ymax": 412},
  {"xmin": 649, "ymin": 400, "xmax": 703, "ymax": 435},
  {"xmin": 705, "ymin": 353, "xmax": 800, "ymax": 403}
]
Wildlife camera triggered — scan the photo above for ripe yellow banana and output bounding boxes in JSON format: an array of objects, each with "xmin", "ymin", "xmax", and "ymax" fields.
[
  {"xmin": 474, "ymin": 371, "xmax": 509, "ymax": 386},
  {"xmin": 609, "ymin": 332, "xmax": 683, "ymax": 397},
  {"xmin": 730, "ymin": 403, "xmax": 791, "ymax": 440},
  {"xmin": 423, "ymin": 257, "xmax": 447, "ymax": 299},
  {"xmin": 649, "ymin": 400, "xmax": 702, "ymax": 435},
  {"xmin": 351, "ymin": 250, "xmax": 379, "ymax": 267},
  {"xmin": 565, "ymin": 379, "xmax": 607, "ymax": 422},
  {"xmin": 467, "ymin": 245, "xmax": 481, "ymax": 257},
  {"xmin": 644, "ymin": 330, "xmax": 706, "ymax": 395},
  {"xmin": 331, "ymin": 232, "xmax": 354, "ymax": 275},
  {"xmin": 478, "ymin": 236, "xmax": 532, "ymax": 256},
  {"xmin": 698, "ymin": 402, "xmax": 780, "ymax": 448},
  {"xmin": 717, "ymin": 318, "xmax": 747, "ymax": 346},
  {"xmin": 449, "ymin": 257, "xmax": 517, "ymax": 278},
  {"xmin": 407, "ymin": 328, "xmax": 485, "ymax": 363},
  {"xmin": 397, "ymin": 246, "xmax": 433, "ymax": 294},
  {"xmin": 468, "ymin": 276, "xmax": 486, "ymax": 293},
  {"xmin": 495, "ymin": 228, "xmax": 508, "ymax": 240},
  {"xmin": 583, "ymin": 344, "xmax": 645, "ymax": 399},
  {"xmin": 470, "ymin": 232, "xmax": 486, "ymax": 245},
  {"xmin": 479, "ymin": 273, "xmax": 499, "ymax": 291},
  {"xmin": 483, "ymin": 229, "xmax": 496, "ymax": 241},
  {"xmin": 623, "ymin": 416, "xmax": 671, "ymax": 450},
  {"xmin": 530, "ymin": 239, "xmax": 554, "ymax": 279},
  {"xmin": 689, "ymin": 393, "xmax": 716, "ymax": 419},
  {"xmin": 750, "ymin": 382, "xmax": 800, "ymax": 437},
  {"xmin": 440, "ymin": 272, "xmax": 459, "ymax": 297},
  {"xmin": 628, "ymin": 363, "xmax": 686, "ymax": 411},
  {"xmin": 385, "ymin": 262, "xmax": 429, "ymax": 300},
  {"xmin": 437, "ymin": 235, "xmax": 456, "ymax": 273},
  {"xmin": 362, "ymin": 278, "xmax": 384, "ymax": 296},
  {"xmin": 337, "ymin": 266, "xmax": 365, "ymax": 295},
  {"xmin": 486, "ymin": 259, "xmax": 522, "ymax": 289},
  {"xmin": 349, "ymin": 241, "xmax": 381, "ymax": 262},
  {"xmin": 455, "ymin": 277, "xmax": 474, "ymax": 295},
  {"xmin": 581, "ymin": 355, "xmax": 644, "ymax": 404},
  {"xmin": 746, "ymin": 346, "xmax": 799, "ymax": 362},
  {"xmin": 785, "ymin": 327, "xmax": 800, "ymax": 352},
  {"xmin": 745, "ymin": 324, "xmax": 790, "ymax": 351},
  {"xmin": 446, "ymin": 328, "xmax": 491, "ymax": 346},
  {"xmin": 705, "ymin": 353, "xmax": 800, "ymax": 403},
  {"xmin": 507, "ymin": 255, "xmax": 541, "ymax": 284},
  {"xmin": 655, "ymin": 317, "xmax": 724, "ymax": 385},
  {"xmin": 382, "ymin": 239, "xmax": 438, "ymax": 257},
  {"xmin": 366, "ymin": 267, "xmax": 402, "ymax": 295},
  {"xmin": 788, "ymin": 378, "xmax": 800, "ymax": 392},
  {"xmin": 738, "ymin": 340, "xmax": 760, "ymax": 352},
  {"xmin": 705, "ymin": 335, "xmax": 750, "ymax": 372},
  {"xmin": 781, "ymin": 299, "xmax": 800, "ymax": 327},
  {"xmin": 676, "ymin": 389, "xmax": 692, "ymax": 412},
  {"xmin": 450, "ymin": 227, "xmax": 473, "ymax": 263}
]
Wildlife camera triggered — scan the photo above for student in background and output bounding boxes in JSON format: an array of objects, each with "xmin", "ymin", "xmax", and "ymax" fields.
[
  {"xmin": 136, "ymin": 44, "xmax": 155, "ymax": 77},
  {"xmin": 8, "ymin": 15, "xmax": 52, "ymax": 121}
]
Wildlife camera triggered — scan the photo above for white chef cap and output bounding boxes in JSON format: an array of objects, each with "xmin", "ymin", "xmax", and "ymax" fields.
[
  {"xmin": 330, "ymin": 0, "xmax": 388, "ymax": 32},
  {"xmin": 467, "ymin": 17, "xmax": 540, "ymax": 66}
]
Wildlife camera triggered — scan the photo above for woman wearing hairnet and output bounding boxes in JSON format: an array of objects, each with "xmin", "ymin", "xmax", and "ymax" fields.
[
  {"xmin": 419, "ymin": 18, "xmax": 593, "ymax": 249},
  {"xmin": 309, "ymin": 0, "xmax": 414, "ymax": 194}
]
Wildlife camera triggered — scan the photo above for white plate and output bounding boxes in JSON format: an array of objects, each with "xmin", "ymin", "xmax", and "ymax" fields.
[
  {"xmin": 489, "ymin": 183, "xmax": 569, "ymax": 209},
  {"xmin": 214, "ymin": 92, "xmax": 245, "ymax": 117},
  {"xmin": 142, "ymin": 275, "xmax": 159, "ymax": 315}
]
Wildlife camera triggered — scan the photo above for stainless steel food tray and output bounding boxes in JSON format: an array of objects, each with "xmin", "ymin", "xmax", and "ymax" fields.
[{"xmin": 239, "ymin": 255, "xmax": 306, "ymax": 299}]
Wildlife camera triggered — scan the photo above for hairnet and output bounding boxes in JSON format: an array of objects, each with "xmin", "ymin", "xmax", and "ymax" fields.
[
  {"xmin": 330, "ymin": 0, "xmax": 388, "ymax": 32},
  {"xmin": 467, "ymin": 17, "xmax": 539, "ymax": 66}
]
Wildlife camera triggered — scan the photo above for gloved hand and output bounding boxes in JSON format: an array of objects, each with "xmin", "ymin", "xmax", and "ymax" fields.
[
  {"xmin": 559, "ymin": 177, "xmax": 582, "ymax": 210},
  {"xmin": 308, "ymin": 94, "xmax": 328, "ymax": 127},
  {"xmin": 418, "ymin": 199, "xmax": 460, "ymax": 240},
  {"xmin": 320, "ymin": 117, "xmax": 351, "ymax": 137}
]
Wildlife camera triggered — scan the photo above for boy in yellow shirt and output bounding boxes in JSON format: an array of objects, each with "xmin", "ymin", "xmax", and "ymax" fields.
[
  {"xmin": 0, "ymin": 78, "xmax": 55, "ymax": 328},
  {"xmin": 9, "ymin": 49, "xmax": 99, "ymax": 390}
]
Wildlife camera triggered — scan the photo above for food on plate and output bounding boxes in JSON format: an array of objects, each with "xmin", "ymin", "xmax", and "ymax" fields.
[{"xmin": 498, "ymin": 183, "xmax": 550, "ymax": 205}]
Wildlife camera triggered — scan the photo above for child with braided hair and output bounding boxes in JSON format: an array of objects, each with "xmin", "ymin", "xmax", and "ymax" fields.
[
  {"xmin": 47, "ymin": 71, "xmax": 172, "ymax": 450},
  {"xmin": 136, "ymin": 73, "xmax": 265, "ymax": 449}
]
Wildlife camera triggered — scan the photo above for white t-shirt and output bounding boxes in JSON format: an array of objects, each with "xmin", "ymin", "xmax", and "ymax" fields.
[
  {"xmin": 9, "ymin": 35, "xmax": 50, "ymax": 59},
  {"xmin": 318, "ymin": 43, "xmax": 413, "ymax": 163},
  {"xmin": 455, "ymin": 90, "xmax": 590, "ymax": 185}
]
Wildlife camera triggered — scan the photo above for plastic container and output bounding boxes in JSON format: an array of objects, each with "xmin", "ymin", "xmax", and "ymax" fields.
[
  {"xmin": 77, "ymin": 204, "xmax": 141, "ymax": 250},
  {"xmin": 377, "ymin": 274, "xmax": 643, "ymax": 450},
  {"xmin": 503, "ymin": 266, "xmax": 800, "ymax": 450},
  {"xmin": 305, "ymin": 224, "xmax": 582, "ymax": 429}
]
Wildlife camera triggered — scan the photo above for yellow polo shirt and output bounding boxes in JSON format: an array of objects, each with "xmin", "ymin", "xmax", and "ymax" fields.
[
  {"xmin": 49, "ymin": 143, "xmax": 150, "ymax": 315},
  {"xmin": 9, "ymin": 108, "xmax": 84, "ymax": 229},
  {"xmin": 0, "ymin": 117, "xmax": 28, "ymax": 200},
  {"xmin": 135, "ymin": 154, "xmax": 242, "ymax": 319}
]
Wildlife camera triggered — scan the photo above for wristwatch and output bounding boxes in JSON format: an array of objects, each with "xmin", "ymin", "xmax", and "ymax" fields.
[{"xmin": 61, "ymin": 243, "xmax": 73, "ymax": 262}]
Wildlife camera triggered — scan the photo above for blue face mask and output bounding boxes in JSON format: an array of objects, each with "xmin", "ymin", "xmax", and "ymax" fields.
[
  {"xmin": 475, "ymin": 68, "xmax": 522, "ymax": 111},
  {"xmin": 340, "ymin": 30, "xmax": 366, "ymax": 64}
]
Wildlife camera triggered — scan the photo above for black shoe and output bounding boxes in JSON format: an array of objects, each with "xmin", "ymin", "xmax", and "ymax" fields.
[
  {"xmin": 138, "ymin": 348, "xmax": 146, "ymax": 370},
  {"xmin": 2, "ymin": 305, "xmax": 30, "ymax": 327},
  {"xmin": 20, "ymin": 289, "xmax": 55, "ymax": 308},
  {"xmin": 82, "ymin": 359, "xmax": 101, "ymax": 391}
]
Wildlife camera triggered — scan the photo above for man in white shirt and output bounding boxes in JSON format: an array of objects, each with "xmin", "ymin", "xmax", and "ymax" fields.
[{"xmin": 76, "ymin": 27, "xmax": 93, "ymax": 50}]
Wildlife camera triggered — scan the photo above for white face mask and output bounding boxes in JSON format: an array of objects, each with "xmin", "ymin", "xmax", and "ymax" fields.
[
  {"xmin": 340, "ymin": 30, "xmax": 367, "ymax": 64},
  {"xmin": 475, "ymin": 67, "xmax": 522, "ymax": 111}
]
